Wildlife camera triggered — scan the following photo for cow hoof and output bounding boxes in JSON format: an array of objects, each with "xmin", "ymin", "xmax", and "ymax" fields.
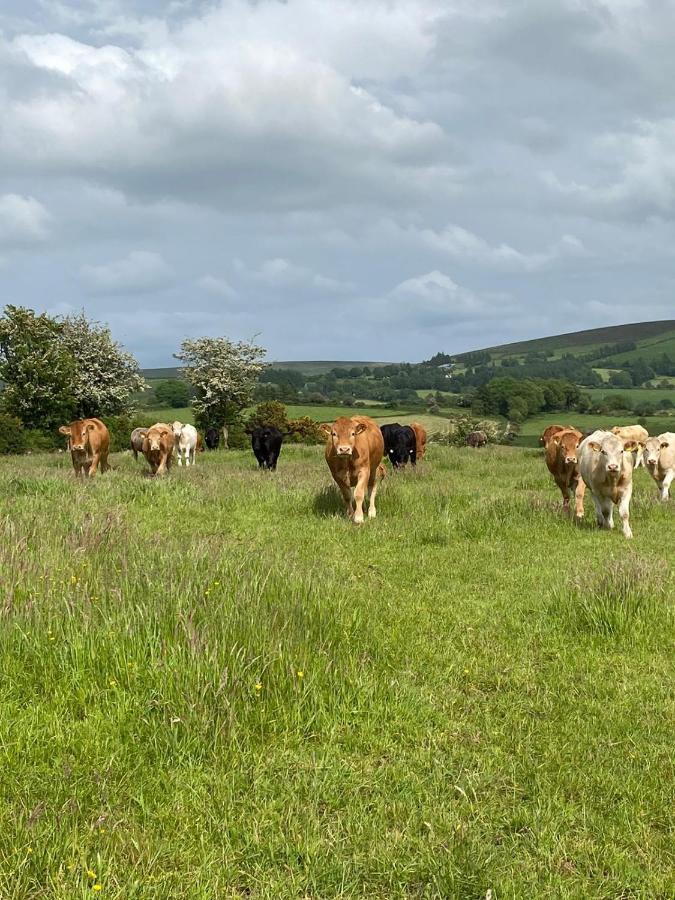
[
  {"xmin": 368, "ymin": 509, "xmax": 376, "ymax": 519},
  {"xmin": 353, "ymin": 515, "xmax": 364, "ymax": 525}
]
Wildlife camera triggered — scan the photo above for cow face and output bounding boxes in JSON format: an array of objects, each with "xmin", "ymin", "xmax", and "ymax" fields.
[
  {"xmin": 555, "ymin": 431, "xmax": 581, "ymax": 466},
  {"xmin": 643, "ymin": 436, "xmax": 668, "ymax": 469},
  {"xmin": 588, "ymin": 434, "xmax": 636, "ymax": 477},
  {"xmin": 147, "ymin": 427, "xmax": 171, "ymax": 452},
  {"xmin": 60, "ymin": 420, "xmax": 91, "ymax": 453},
  {"xmin": 321, "ymin": 418, "xmax": 367, "ymax": 457}
]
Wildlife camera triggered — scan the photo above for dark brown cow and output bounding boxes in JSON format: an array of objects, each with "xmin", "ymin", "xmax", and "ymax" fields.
[
  {"xmin": 466, "ymin": 430, "xmax": 488, "ymax": 448},
  {"xmin": 410, "ymin": 422, "xmax": 427, "ymax": 460},
  {"xmin": 142, "ymin": 423, "xmax": 174, "ymax": 476},
  {"xmin": 544, "ymin": 427, "xmax": 585, "ymax": 518},
  {"xmin": 320, "ymin": 415, "xmax": 385, "ymax": 524},
  {"xmin": 59, "ymin": 418, "xmax": 110, "ymax": 477}
]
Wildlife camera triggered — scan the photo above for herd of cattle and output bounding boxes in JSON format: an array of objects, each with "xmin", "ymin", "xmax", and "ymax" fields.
[{"xmin": 56, "ymin": 415, "xmax": 673, "ymax": 535}]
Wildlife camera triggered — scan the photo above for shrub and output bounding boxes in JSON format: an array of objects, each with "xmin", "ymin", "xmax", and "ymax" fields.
[
  {"xmin": 0, "ymin": 414, "xmax": 27, "ymax": 454},
  {"xmin": 246, "ymin": 401, "xmax": 290, "ymax": 433},
  {"xmin": 287, "ymin": 417, "xmax": 325, "ymax": 445},
  {"xmin": 429, "ymin": 415, "xmax": 504, "ymax": 446}
]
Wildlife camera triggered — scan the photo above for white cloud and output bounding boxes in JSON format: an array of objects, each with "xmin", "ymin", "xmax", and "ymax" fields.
[
  {"xmin": 197, "ymin": 274, "xmax": 238, "ymax": 299},
  {"xmin": 80, "ymin": 250, "xmax": 174, "ymax": 294},
  {"xmin": 242, "ymin": 257, "xmax": 352, "ymax": 292},
  {"xmin": 0, "ymin": 193, "xmax": 50, "ymax": 245},
  {"xmin": 389, "ymin": 270, "xmax": 509, "ymax": 323}
]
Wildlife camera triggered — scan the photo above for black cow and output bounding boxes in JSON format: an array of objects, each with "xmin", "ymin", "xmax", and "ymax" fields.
[
  {"xmin": 380, "ymin": 423, "xmax": 416, "ymax": 468},
  {"xmin": 249, "ymin": 426, "xmax": 284, "ymax": 470},
  {"xmin": 205, "ymin": 427, "xmax": 220, "ymax": 450}
]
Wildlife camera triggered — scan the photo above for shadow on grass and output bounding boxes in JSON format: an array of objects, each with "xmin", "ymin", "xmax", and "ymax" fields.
[{"xmin": 312, "ymin": 486, "xmax": 345, "ymax": 518}]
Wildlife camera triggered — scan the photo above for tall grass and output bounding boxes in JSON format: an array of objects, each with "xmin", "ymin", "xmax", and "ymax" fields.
[{"xmin": 0, "ymin": 445, "xmax": 672, "ymax": 897}]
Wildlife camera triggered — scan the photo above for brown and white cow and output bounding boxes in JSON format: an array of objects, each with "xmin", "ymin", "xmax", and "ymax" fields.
[
  {"xmin": 643, "ymin": 432, "xmax": 675, "ymax": 501},
  {"xmin": 142, "ymin": 423, "xmax": 174, "ymax": 476},
  {"xmin": 544, "ymin": 427, "xmax": 585, "ymax": 518},
  {"xmin": 410, "ymin": 422, "xmax": 427, "ymax": 460},
  {"xmin": 539, "ymin": 424, "xmax": 567, "ymax": 448},
  {"xmin": 321, "ymin": 415, "xmax": 385, "ymax": 524},
  {"xmin": 59, "ymin": 418, "xmax": 110, "ymax": 477},
  {"xmin": 579, "ymin": 430, "xmax": 638, "ymax": 538},
  {"xmin": 611, "ymin": 424, "xmax": 649, "ymax": 468},
  {"xmin": 466, "ymin": 430, "xmax": 488, "ymax": 448}
]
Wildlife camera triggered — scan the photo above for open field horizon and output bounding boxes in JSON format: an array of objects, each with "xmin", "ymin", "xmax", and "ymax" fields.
[{"xmin": 0, "ymin": 444, "xmax": 672, "ymax": 897}]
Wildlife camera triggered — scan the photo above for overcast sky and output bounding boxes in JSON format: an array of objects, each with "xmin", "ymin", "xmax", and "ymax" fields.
[{"xmin": 1, "ymin": 0, "xmax": 675, "ymax": 366}]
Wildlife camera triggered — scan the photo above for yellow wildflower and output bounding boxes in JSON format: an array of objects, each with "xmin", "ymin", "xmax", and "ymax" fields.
[
  {"xmin": 93, "ymin": 885, "xmax": 103, "ymax": 892},
  {"xmin": 87, "ymin": 870, "xmax": 96, "ymax": 879},
  {"xmin": 297, "ymin": 670, "xmax": 304, "ymax": 679},
  {"xmin": 254, "ymin": 682, "xmax": 262, "ymax": 692}
]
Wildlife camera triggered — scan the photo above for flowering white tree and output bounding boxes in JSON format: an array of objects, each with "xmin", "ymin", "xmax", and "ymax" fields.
[
  {"xmin": 59, "ymin": 312, "xmax": 147, "ymax": 418},
  {"xmin": 175, "ymin": 336, "xmax": 267, "ymax": 429}
]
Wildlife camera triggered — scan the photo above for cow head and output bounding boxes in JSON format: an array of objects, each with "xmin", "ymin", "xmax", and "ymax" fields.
[
  {"xmin": 321, "ymin": 417, "xmax": 367, "ymax": 457},
  {"xmin": 553, "ymin": 429, "xmax": 581, "ymax": 466},
  {"xmin": 59, "ymin": 420, "xmax": 92, "ymax": 452},
  {"xmin": 146, "ymin": 426, "xmax": 171, "ymax": 453},
  {"xmin": 643, "ymin": 436, "xmax": 668, "ymax": 468},
  {"xmin": 588, "ymin": 434, "xmax": 637, "ymax": 476}
]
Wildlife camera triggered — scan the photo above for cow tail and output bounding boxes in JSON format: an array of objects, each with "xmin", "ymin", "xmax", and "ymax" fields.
[{"xmin": 377, "ymin": 464, "xmax": 386, "ymax": 480}]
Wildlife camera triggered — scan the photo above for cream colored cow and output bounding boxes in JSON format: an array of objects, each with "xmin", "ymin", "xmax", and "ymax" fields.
[
  {"xmin": 643, "ymin": 433, "xmax": 675, "ymax": 501},
  {"xmin": 579, "ymin": 430, "xmax": 638, "ymax": 539}
]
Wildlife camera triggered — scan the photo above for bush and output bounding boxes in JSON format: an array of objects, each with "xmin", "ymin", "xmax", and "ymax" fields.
[
  {"xmin": 154, "ymin": 379, "xmax": 191, "ymax": 408},
  {"xmin": 287, "ymin": 417, "xmax": 325, "ymax": 445},
  {"xmin": 428, "ymin": 415, "xmax": 503, "ymax": 446},
  {"xmin": 0, "ymin": 414, "xmax": 27, "ymax": 454},
  {"xmin": 246, "ymin": 401, "xmax": 290, "ymax": 433}
]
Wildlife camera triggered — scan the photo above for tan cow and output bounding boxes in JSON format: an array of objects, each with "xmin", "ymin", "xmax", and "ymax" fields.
[
  {"xmin": 544, "ymin": 427, "xmax": 585, "ymax": 518},
  {"xmin": 410, "ymin": 422, "xmax": 427, "ymax": 460},
  {"xmin": 579, "ymin": 430, "xmax": 638, "ymax": 538},
  {"xmin": 321, "ymin": 415, "xmax": 385, "ymax": 524},
  {"xmin": 643, "ymin": 432, "xmax": 675, "ymax": 501},
  {"xmin": 130, "ymin": 427, "xmax": 148, "ymax": 460},
  {"xmin": 539, "ymin": 424, "xmax": 567, "ymax": 447},
  {"xmin": 142, "ymin": 423, "xmax": 174, "ymax": 476},
  {"xmin": 59, "ymin": 418, "xmax": 110, "ymax": 477},
  {"xmin": 611, "ymin": 424, "xmax": 649, "ymax": 468}
]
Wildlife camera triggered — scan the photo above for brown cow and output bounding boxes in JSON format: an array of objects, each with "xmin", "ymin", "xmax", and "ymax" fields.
[
  {"xmin": 539, "ymin": 424, "xmax": 567, "ymax": 447},
  {"xmin": 321, "ymin": 415, "xmax": 385, "ymax": 524},
  {"xmin": 544, "ymin": 427, "xmax": 585, "ymax": 518},
  {"xmin": 410, "ymin": 422, "xmax": 427, "ymax": 460},
  {"xmin": 59, "ymin": 418, "xmax": 110, "ymax": 477},
  {"xmin": 466, "ymin": 430, "xmax": 488, "ymax": 448},
  {"xmin": 142, "ymin": 423, "xmax": 174, "ymax": 476}
]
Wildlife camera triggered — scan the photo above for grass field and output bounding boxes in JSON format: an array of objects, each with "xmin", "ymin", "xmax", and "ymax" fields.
[
  {"xmin": 0, "ymin": 446, "xmax": 673, "ymax": 897},
  {"xmin": 138, "ymin": 406, "xmax": 420, "ymax": 427},
  {"xmin": 586, "ymin": 386, "xmax": 675, "ymax": 404},
  {"xmin": 518, "ymin": 413, "xmax": 675, "ymax": 447}
]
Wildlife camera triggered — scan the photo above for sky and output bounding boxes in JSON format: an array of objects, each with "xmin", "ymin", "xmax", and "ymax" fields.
[{"xmin": 1, "ymin": 0, "xmax": 675, "ymax": 366}]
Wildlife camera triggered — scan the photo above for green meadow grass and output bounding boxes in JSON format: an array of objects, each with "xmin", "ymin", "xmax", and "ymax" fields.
[{"xmin": 0, "ymin": 446, "xmax": 673, "ymax": 898}]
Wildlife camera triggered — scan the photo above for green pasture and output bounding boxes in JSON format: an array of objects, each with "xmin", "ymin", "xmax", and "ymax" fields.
[{"xmin": 0, "ymin": 445, "xmax": 672, "ymax": 897}]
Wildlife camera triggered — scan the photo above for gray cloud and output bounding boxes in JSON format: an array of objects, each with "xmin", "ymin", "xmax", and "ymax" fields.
[{"xmin": 1, "ymin": 0, "xmax": 674, "ymax": 365}]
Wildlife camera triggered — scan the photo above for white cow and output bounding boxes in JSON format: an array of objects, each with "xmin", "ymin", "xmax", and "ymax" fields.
[
  {"xmin": 579, "ymin": 430, "xmax": 638, "ymax": 539},
  {"xmin": 643, "ymin": 432, "xmax": 675, "ymax": 501},
  {"xmin": 172, "ymin": 421, "xmax": 198, "ymax": 466},
  {"xmin": 611, "ymin": 425, "xmax": 648, "ymax": 468}
]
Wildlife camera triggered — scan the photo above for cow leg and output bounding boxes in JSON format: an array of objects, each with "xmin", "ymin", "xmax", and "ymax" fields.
[
  {"xmin": 573, "ymin": 477, "xmax": 585, "ymax": 519},
  {"xmin": 591, "ymin": 494, "xmax": 605, "ymax": 528},
  {"xmin": 132, "ymin": 448, "xmax": 138, "ymax": 461},
  {"xmin": 100, "ymin": 452, "xmax": 110, "ymax": 473},
  {"xmin": 87, "ymin": 453, "xmax": 100, "ymax": 477},
  {"xmin": 602, "ymin": 498, "xmax": 614, "ymax": 530},
  {"xmin": 660, "ymin": 470, "xmax": 673, "ymax": 501},
  {"xmin": 367, "ymin": 468, "xmax": 381, "ymax": 519},
  {"xmin": 337, "ymin": 481, "xmax": 353, "ymax": 518},
  {"xmin": 353, "ymin": 470, "xmax": 369, "ymax": 525},
  {"xmin": 618, "ymin": 485, "xmax": 633, "ymax": 538}
]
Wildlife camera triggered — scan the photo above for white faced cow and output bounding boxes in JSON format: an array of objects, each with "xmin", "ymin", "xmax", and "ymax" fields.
[
  {"xmin": 578, "ymin": 430, "xmax": 638, "ymax": 539},
  {"xmin": 643, "ymin": 432, "xmax": 675, "ymax": 501},
  {"xmin": 172, "ymin": 421, "xmax": 199, "ymax": 467}
]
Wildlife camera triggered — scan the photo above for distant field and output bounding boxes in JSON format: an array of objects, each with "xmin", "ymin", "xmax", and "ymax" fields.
[
  {"xmin": 601, "ymin": 332, "xmax": 675, "ymax": 366},
  {"xmin": 271, "ymin": 360, "xmax": 391, "ymax": 374},
  {"xmin": 517, "ymin": 413, "xmax": 675, "ymax": 447},
  {"xmin": 587, "ymin": 386, "xmax": 675, "ymax": 404},
  {"xmin": 1, "ymin": 445, "xmax": 673, "ymax": 896}
]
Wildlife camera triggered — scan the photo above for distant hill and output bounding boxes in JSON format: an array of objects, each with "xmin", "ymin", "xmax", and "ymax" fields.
[
  {"xmin": 454, "ymin": 320, "xmax": 675, "ymax": 365},
  {"xmin": 142, "ymin": 360, "xmax": 391, "ymax": 379}
]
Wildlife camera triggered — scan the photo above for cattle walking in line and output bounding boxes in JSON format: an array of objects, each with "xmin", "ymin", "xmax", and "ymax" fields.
[
  {"xmin": 466, "ymin": 430, "xmax": 488, "ymax": 448},
  {"xmin": 578, "ymin": 430, "xmax": 638, "ymax": 538},
  {"xmin": 130, "ymin": 427, "xmax": 148, "ymax": 460},
  {"xmin": 59, "ymin": 418, "xmax": 110, "ymax": 477},
  {"xmin": 172, "ymin": 422, "xmax": 199, "ymax": 466},
  {"xmin": 643, "ymin": 433, "xmax": 675, "ymax": 501},
  {"xmin": 380, "ymin": 423, "xmax": 416, "ymax": 468},
  {"xmin": 205, "ymin": 427, "xmax": 220, "ymax": 450},
  {"xmin": 544, "ymin": 427, "xmax": 585, "ymax": 518},
  {"xmin": 142, "ymin": 424, "xmax": 174, "ymax": 476},
  {"xmin": 539, "ymin": 424, "xmax": 567, "ymax": 448},
  {"xmin": 321, "ymin": 415, "xmax": 385, "ymax": 524},
  {"xmin": 410, "ymin": 422, "xmax": 427, "ymax": 460},
  {"xmin": 611, "ymin": 424, "xmax": 649, "ymax": 468},
  {"xmin": 248, "ymin": 426, "xmax": 284, "ymax": 470}
]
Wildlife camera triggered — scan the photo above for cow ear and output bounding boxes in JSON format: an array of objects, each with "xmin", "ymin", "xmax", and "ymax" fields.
[
  {"xmin": 319, "ymin": 423, "xmax": 332, "ymax": 436},
  {"xmin": 59, "ymin": 425, "xmax": 71, "ymax": 435},
  {"xmin": 623, "ymin": 440, "xmax": 637, "ymax": 452},
  {"xmin": 660, "ymin": 440, "xmax": 669, "ymax": 449},
  {"xmin": 354, "ymin": 423, "xmax": 367, "ymax": 435},
  {"xmin": 588, "ymin": 441, "xmax": 601, "ymax": 452}
]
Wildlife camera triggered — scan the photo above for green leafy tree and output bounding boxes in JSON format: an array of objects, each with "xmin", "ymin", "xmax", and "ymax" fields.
[
  {"xmin": 0, "ymin": 306, "xmax": 75, "ymax": 430},
  {"xmin": 175, "ymin": 336, "xmax": 267, "ymax": 431},
  {"xmin": 59, "ymin": 312, "xmax": 147, "ymax": 418},
  {"xmin": 155, "ymin": 379, "xmax": 191, "ymax": 408}
]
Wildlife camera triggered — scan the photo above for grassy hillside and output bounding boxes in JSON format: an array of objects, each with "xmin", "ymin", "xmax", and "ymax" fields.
[
  {"xmin": 455, "ymin": 320, "xmax": 675, "ymax": 362},
  {"xmin": 0, "ymin": 447, "xmax": 672, "ymax": 897},
  {"xmin": 141, "ymin": 362, "xmax": 392, "ymax": 380}
]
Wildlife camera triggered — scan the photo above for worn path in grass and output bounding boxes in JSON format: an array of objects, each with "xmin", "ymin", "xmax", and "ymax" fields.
[{"xmin": 0, "ymin": 446, "xmax": 672, "ymax": 898}]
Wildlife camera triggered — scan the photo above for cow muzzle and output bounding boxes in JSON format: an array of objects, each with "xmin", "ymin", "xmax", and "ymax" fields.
[
  {"xmin": 565, "ymin": 456, "xmax": 576, "ymax": 465},
  {"xmin": 607, "ymin": 463, "xmax": 619, "ymax": 473},
  {"xmin": 336, "ymin": 446, "xmax": 352, "ymax": 456}
]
